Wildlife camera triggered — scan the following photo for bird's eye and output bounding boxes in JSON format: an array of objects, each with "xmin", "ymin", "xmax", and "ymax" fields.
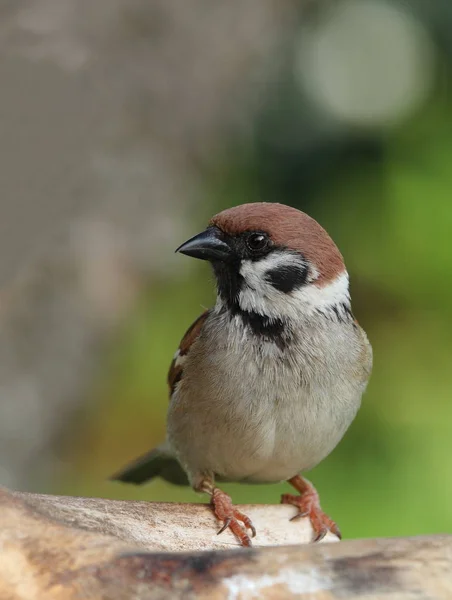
[{"xmin": 246, "ymin": 233, "xmax": 269, "ymax": 252}]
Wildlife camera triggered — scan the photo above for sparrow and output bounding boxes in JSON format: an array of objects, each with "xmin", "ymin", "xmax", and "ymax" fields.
[{"xmin": 111, "ymin": 202, "xmax": 372, "ymax": 547}]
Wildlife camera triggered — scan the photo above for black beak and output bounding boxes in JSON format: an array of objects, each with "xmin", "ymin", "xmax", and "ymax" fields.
[{"xmin": 175, "ymin": 227, "xmax": 232, "ymax": 262}]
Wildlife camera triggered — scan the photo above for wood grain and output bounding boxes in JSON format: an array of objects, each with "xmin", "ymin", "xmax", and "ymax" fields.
[{"xmin": 1, "ymin": 487, "xmax": 450, "ymax": 599}]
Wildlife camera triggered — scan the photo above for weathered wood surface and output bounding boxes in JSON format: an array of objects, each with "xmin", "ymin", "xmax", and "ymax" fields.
[{"xmin": 1, "ymin": 487, "xmax": 451, "ymax": 599}]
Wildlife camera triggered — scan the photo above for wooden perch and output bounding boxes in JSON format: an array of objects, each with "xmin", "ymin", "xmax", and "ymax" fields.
[{"xmin": 1, "ymin": 487, "xmax": 451, "ymax": 599}]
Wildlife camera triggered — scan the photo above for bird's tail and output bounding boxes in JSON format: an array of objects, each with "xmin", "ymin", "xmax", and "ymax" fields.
[{"xmin": 109, "ymin": 445, "xmax": 189, "ymax": 487}]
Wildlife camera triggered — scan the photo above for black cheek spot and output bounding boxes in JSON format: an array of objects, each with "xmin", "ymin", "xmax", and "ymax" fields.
[{"xmin": 265, "ymin": 264, "xmax": 308, "ymax": 293}]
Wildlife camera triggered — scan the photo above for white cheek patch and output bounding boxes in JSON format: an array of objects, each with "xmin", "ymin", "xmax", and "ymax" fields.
[
  {"xmin": 238, "ymin": 266, "xmax": 350, "ymax": 321},
  {"xmin": 295, "ymin": 271, "xmax": 350, "ymax": 311}
]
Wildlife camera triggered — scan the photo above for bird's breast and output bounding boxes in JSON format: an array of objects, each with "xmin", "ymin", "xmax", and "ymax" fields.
[{"xmin": 167, "ymin": 315, "xmax": 370, "ymax": 484}]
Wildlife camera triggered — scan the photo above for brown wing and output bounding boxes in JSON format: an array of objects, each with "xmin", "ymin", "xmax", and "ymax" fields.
[{"xmin": 167, "ymin": 310, "xmax": 210, "ymax": 396}]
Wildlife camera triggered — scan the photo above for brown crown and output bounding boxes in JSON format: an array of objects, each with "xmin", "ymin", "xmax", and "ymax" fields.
[{"xmin": 209, "ymin": 202, "xmax": 345, "ymax": 285}]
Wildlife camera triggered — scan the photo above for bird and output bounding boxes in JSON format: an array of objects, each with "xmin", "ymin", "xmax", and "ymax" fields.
[{"xmin": 111, "ymin": 202, "xmax": 372, "ymax": 547}]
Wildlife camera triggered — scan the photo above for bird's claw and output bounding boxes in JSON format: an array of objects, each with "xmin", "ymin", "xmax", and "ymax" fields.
[
  {"xmin": 289, "ymin": 510, "xmax": 309, "ymax": 521},
  {"xmin": 281, "ymin": 491, "xmax": 341, "ymax": 542},
  {"xmin": 313, "ymin": 527, "xmax": 328, "ymax": 543},
  {"xmin": 211, "ymin": 488, "xmax": 255, "ymax": 547},
  {"xmin": 217, "ymin": 517, "xmax": 231, "ymax": 536}
]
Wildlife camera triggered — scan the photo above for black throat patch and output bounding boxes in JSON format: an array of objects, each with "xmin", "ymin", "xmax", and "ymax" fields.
[
  {"xmin": 213, "ymin": 262, "xmax": 288, "ymax": 348},
  {"xmin": 236, "ymin": 309, "xmax": 286, "ymax": 341},
  {"xmin": 211, "ymin": 248, "xmax": 308, "ymax": 349}
]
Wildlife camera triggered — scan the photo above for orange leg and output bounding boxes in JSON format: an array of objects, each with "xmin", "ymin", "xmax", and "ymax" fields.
[
  {"xmin": 281, "ymin": 475, "xmax": 341, "ymax": 542},
  {"xmin": 195, "ymin": 478, "xmax": 256, "ymax": 547}
]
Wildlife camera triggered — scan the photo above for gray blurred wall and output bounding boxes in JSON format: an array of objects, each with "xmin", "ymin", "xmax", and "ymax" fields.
[{"xmin": 0, "ymin": 0, "xmax": 300, "ymax": 490}]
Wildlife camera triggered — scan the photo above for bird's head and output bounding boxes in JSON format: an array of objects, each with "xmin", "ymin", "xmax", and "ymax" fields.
[{"xmin": 176, "ymin": 202, "xmax": 350, "ymax": 323}]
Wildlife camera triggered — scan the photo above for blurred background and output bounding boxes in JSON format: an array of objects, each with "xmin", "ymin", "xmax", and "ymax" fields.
[{"xmin": 0, "ymin": 0, "xmax": 451, "ymax": 541}]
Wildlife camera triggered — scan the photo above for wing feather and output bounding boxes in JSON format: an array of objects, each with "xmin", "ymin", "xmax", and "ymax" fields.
[{"xmin": 167, "ymin": 310, "xmax": 210, "ymax": 396}]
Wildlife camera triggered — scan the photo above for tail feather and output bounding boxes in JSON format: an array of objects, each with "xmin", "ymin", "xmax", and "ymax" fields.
[{"xmin": 110, "ymin": 447, "xmax": 189, "ymax": 487}]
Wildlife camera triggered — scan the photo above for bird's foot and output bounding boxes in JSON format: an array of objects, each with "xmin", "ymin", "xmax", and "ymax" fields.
[
  {"xmin": 211, "ymin": 488, "xmax": 256, "ymax": 547},
  {"xmin": 281, "ymin": 476, "xmax": 341, "ymax": 542}
]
